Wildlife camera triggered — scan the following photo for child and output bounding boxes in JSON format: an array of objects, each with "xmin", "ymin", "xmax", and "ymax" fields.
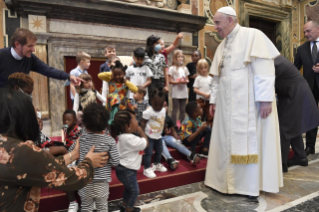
[
  {"xmin": 144, "ymin": 35, "xmax": 168, "ymax": 100},
  {"xmin": 141, "ymin": 88, "xmax": 167, "ymax": 178},
  {"xmin": 100, "ymin": 45, "xmax": 116, "ymax": 73},
  {"xmin": 69, "ymin": 103, "xmax": 120, "ymax": 211},
  {"xmin": 98, "ymin": 61, "xmax": 138, "ymax": 124},
  {"xmin": 158, "ymin": 33, "xmax": 184, "ymax": 64},
  {"xmin": 113, "ymin": 110, "xmax": 148, "ymax": 212},
  {"xmin": 186, "ymin": 50, "xmax": 201, "ymax": 102},
  {"xmin": 70, "ymin": 52, "xmax": 90, "ymax": 104},
  {"xmin": 168, "ymin": 50, "xmax": 189, "ymax": 125},
  {"xmin": 130, "ymin": 86, "xmax": 149, "ymax": 123},
  {"xmin": 35, "ymin": 111, "xmax": 68, "ymax": 156},
  {"xmin": 161, "ymin": 102, "xmax": 201, "ymax": 170},
  {"xmin": 126, "ymin": 47, "xmax": 153, "ymax": 101},
  {"xmin": 62, "ymin": 109, "xmax": 83, "ymax": 212},
  {"xmin": 180, "ymin": 102, "xmax": 211, "ymax": 156},
  {"xmin": 193, "ymin": 59, "xmax": 214, "ymax": 127},
  {"xmin": 73, "ymin": 73, "xmax": 106, "ymax": 114},
  {"xmin": 102, "ymin": 55, "xmax": 121, "ymax": 105},
  {"xmin": 62, "ymin": 109, "xmax": 83, "ymax": 150}
]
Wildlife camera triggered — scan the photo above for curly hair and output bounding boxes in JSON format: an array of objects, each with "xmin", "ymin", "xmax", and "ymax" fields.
[
  {"xmin": 112, "ymin": 109, "xmax": 135, "ymax": 137},
  {"xmin": 110, "ymin": 60, "xmax": 127, "ymax": 74},
  {"xmin": 8, "ymin": 73, "xmax": 34, "ymax": 89},
  {"xmin": 82, "ymin": 103, "xmax": 110, "ymax": 132}
]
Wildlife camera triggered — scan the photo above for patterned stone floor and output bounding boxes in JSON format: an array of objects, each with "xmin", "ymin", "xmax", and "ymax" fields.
[{"xmin": 58, "ymin": 137, "xmax": 319, "ymax": 212}]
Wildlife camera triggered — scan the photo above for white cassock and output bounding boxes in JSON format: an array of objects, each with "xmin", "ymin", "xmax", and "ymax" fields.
[{"xmin": 204, "ymin": 24, "xmax": 283, "ymax": 196}]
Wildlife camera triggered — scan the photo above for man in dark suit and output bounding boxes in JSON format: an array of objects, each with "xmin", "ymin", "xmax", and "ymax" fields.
[
  {"xmin": 275, "ymin": 56, "xmax": 319, "ymax": 172},
  {"xmin": 294, "ymin": 20, "xmax": 319, "ymax": 155}
]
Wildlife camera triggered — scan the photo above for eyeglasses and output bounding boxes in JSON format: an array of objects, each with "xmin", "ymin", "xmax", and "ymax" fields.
[{"xmin": 19, "ymin": 87, "xmax": 33, "ymax": 100}]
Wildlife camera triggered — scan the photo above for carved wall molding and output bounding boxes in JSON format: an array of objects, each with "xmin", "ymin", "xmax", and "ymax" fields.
[
  {"xmin": 304, "ymin": 0, "xmax": 319, "ymax": 23},
  {"xmin": 239, "ymin": 0, "xmax": 292, "ymax": 60}
]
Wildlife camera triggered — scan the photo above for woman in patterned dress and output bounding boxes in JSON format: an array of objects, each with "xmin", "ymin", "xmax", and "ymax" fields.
[{"xmin": 0, "ymin": 88, "xmax": 109, "ymax": 212}]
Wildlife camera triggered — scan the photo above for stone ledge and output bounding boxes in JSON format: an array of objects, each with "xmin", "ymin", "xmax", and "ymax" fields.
[{"xmin": 6, "ymin": 0, "xmax": 207, "ymax": 33}]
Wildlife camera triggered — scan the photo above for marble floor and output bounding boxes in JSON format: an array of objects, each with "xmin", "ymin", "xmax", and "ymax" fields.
[{"xmin": 107, "ymin": 151, "xmax": 319, "ymax": 212}]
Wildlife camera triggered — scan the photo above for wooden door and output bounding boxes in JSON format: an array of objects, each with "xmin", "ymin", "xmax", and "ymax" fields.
[
  {"xmin": 249, "ymin": 17, "xmax": 277, "ymax": 46},
  {"xmin": 30, "ymin": 45, "xmax": 50, "ymax": 118}
]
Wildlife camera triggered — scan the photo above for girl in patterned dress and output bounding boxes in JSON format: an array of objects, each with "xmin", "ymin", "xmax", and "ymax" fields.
[{"xmin": 98, "ymin": 61, "xmax": 138, "ymax": 124}]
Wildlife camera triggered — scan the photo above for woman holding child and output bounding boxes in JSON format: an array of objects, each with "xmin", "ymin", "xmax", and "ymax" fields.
[{"xmin": 0, "ymin": 88, "xmax": 109, "ymax": 212}]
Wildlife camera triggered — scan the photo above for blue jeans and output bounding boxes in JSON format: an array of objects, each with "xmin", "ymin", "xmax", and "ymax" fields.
[
  {"xmin": 144, "ymin": 137, "xmax": 163, "ymax": 169},
  {"xmin": 162, "ymin": 135, "xmax": 191, "ymax": 159},
  {"xmin": 115, "ymin": 165, "xmax": 139, "ymax": 209},
  {"xmin": 182, "ymin": 127, "xmax": 211, "ymax": 152}
]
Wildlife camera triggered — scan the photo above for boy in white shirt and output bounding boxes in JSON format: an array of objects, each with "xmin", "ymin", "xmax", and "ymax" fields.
[{"xmin": 126, "ymin": 47, "xmax": 153, "ymax": 101}]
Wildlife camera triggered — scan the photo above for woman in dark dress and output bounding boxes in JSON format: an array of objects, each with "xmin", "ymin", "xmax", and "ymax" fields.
[
  {"xmin": 275, "ymin": 56, "xmax": 319, "ymax": 172},
  {"xmin": 186, "ymin": 50, "xmax": 201, "ymax": 102},
  {"xmin": 0, "ymin": 89, "xmax": 109, "ymax": 212}
]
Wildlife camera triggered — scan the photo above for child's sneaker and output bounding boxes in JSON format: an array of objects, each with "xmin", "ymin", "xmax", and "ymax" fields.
[
  {"xmin": 67, "ymin": 201, "xmax": 78, "ymax": 212},
  {"xmin": 153, "ymin": 163, "xmax": 167, "ymax": 172},
  {"xmin": 144, "ymin": 167, "xmax": 156, "ymax": 178}
]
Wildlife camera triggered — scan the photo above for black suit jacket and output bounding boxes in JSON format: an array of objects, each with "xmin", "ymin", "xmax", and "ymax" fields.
[
  {"xmin": 294, "ymin": 41, "xmax": 319, "ymax": 90},
  {"xmin": 276, "ymin": 56, "xmax": 319, "ymax": 139}
]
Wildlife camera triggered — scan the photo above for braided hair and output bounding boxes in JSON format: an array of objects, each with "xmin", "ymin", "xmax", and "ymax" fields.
[
  {"xmin": 7, "ymin": 73, "xmax": 34, "ymax": 89},
  {"xmin": 111, "ymin": 109, "xmax": 135, "ymax": 138},
  {"xmin": 150, "ymin": 87, "xmax": 166, "ymax": 101}
]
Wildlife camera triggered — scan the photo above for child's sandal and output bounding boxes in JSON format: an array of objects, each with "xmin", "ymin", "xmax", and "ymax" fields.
[
  {"xmin": 188, "ymin": 152, "xmax": 201, "ymax": 165},
  {"xmin": 167, "ymin": 158, "xmax": 179, "ymax": 170}
]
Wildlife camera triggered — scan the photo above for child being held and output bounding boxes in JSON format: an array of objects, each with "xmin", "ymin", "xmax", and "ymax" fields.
[
  {"xmin": 141, "ymin": 88, "xmax": 167, "ymax": 178},
  {"xmin": 68, "ymin": 103, "xmax": 120, "ymax": 211},
  {"xmin": 73, "ymin": 73, "xmax": 106, "ymax": 114},
  {"xmin": 126, "ymin": 47, "xmax": 153, "ymax": 101},
  {"xmin": 113, "ymin": 110, "xmax": 148, "ymax": 212},
  {"xmin": 180, "ymin": 102, "xmax": 211, "ymax": 156},
  {"xmin": 130, "ymin": 86, "xmax": 149, "ymax": 123},
  {"xmin": 193, "ymin": 59, "xmax": 214, "ymax": 127},
  {"xmin": 98, "ymin": 60, "xmax": 138, "ymax": 124},
  {"xmin": 168, "ymin": 50, "xmax": 189, "ymax": 125}
]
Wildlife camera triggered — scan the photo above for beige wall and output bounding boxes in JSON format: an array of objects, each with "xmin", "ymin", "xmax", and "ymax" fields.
[{"xmin": 0, "ymin": 2, "xmax": 7, "ymax": 48}]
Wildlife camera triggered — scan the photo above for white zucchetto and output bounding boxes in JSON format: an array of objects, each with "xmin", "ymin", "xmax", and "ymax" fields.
[{"xmin": 217, "ymin": 6, "xmax": 237, "ymax": 17}]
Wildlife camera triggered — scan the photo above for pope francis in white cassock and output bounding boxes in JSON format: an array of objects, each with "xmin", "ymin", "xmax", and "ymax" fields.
[{"xmin": 204, "ymin": 6, "xmax": 283, "ymax": 196}]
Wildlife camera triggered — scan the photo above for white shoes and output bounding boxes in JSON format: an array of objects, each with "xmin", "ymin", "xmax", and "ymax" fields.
[
  {"xmin": 144, "ymin": 167, "xmax": 156, "ymax": 178},
  {"xmin": 68, "ymin": 201, "xmax": 78, "ymax": 212},
  {"xmin": 143, "ymin": 163, "xmax": 168, "ymax": 178},
  {"xmin": 153, "ymin": 163, "xmax": 167, "ymax": 172}
]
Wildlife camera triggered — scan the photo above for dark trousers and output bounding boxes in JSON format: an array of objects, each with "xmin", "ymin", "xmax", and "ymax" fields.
[
  {"xmin": 182, "ymin": 127, "xmax": 211, "ymax": 152},
  {"xmin": 281, "ymin": 133, "xmax": 307, "ymax": 166},
  {"xmin": 116, "ymin": 165, "xmax": 139, "ymax": 209},
  {"xmin": 143, "ymin": 137, "xmax": 163, "ymax": 169},
  {"xmin": 306, "ymin": 80, "xmax": 319, "ymax": 148}
]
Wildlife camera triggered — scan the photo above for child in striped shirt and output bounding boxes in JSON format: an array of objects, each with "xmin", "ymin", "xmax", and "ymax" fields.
[{"xmin": 69, "ymin": 103, "xmax": 120, "ymax": 211}]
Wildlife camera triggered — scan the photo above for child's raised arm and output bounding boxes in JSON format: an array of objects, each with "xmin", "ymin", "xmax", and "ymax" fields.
[
  {"xmin": 96, "ymin": 91, "xmax": 106, "ymax": 104},
  {"xmin": 73, "ymin": 93, "xmax": 80, "ymax": 113},
  {"xmin": 165, "ymin": 33, "xmax": 184, "ymax": 55},
  {"xmin": 98, "ymin": 72, "xmax": 112, "ymax": 83}
]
